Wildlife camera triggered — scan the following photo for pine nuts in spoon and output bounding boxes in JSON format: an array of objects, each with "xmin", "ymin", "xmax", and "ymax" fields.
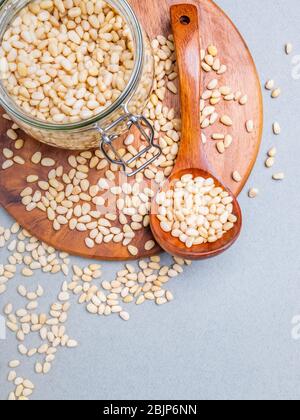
[{"xmin": 155, "ymin": 174, "xmax": 237, "ymax": 248}]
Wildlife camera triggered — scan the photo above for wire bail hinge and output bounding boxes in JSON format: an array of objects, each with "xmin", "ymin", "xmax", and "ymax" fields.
[{"xmin": 98, "ymin": 113, "xmax": 162, "ymax": 177}]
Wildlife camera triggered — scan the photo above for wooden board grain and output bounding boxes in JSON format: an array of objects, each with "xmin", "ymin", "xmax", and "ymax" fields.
[{"xmin": 0, "ymin": 0, "xmax": 263, "ymax": 261}]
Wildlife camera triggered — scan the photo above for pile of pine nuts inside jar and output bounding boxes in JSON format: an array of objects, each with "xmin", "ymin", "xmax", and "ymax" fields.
[
  {"xmin": 0, "ymin": 0, "xmax": 134, "ymax": 123},
  {"xmin": 156, "ymin": 174, "xmax": 237, "ymax": 248}
]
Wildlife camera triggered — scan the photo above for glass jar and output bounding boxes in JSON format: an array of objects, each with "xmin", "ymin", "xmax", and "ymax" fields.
[{"xmin": 0, "ymin": 0, "xmax": 160, "ymax": 173}]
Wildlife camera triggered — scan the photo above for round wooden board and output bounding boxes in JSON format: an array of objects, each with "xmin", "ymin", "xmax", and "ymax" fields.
[{"xmin": 0, "ymin": 0, "xmax": 263, "ymax": 261}]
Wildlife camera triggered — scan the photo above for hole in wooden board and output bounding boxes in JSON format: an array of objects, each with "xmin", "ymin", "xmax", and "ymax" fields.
[{"xmin": 180, "ymin": 15, "xmax": 191, "ymax": 25}]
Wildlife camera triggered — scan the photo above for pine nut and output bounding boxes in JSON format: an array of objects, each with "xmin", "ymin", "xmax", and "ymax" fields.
[
  {"xmin": 239, "ymin": 95, "xmax": 248, "ymax": 105},
  {"xmin": 145, "ymin": 240, "xmax": 155, "ymax": 251},
  {"xmin": 265, "ymin": 157, "xmax": 275, "ymax": 168},
  {"xmin": 285, "ymin": 43, "xmax": 293, "ymax": 55},
  {"xmin": 216, "ymin": 141, "xmax": 225, "ymax": 154},
  {"xmin": 273, "ymin": 122, "xmax": 281, "ymax": 135},
  {"xmin": 156, "ymin": 174, "xmax": 237, "ymax": 248},
  {"xmin": 248, "ymin": 188, "xmax": 259, "ymax": 199},
  {"xmin": 271, "ymin": 88, "xmax": 281, "ymax": 99},
  {"xmin": 232, "ymin": 171, "xmax": 242, "ymax": 182},
  {"xmin": 220, "ymin": 115, "xmax": 233, "ymax": 126},
  {"xmin": 265, "ymin": 80, "xmax": 275, "ymax": 90},
  {"xmin": 128, "ymin": 245, "xmax": 138, "ymax": 256},
  {"xmin": 246, "ymin": 120, "xmax": 254, "ymax": 133},
  {"xmin": 268, "ymin": 147, "xmax": 277, "ymax": 157},
  {"xmin": 273, "ymin": 172, "xmax": 285, "ymax": 180},
  {"xmin": 41, "ymin": 158, "xmax": 55, "ymax": 167}
]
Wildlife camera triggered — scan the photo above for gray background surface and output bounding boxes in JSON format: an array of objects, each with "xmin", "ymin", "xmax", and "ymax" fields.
[{"xmin": 1, "ymin": 0, "xmax": 300, "ymax": 401}]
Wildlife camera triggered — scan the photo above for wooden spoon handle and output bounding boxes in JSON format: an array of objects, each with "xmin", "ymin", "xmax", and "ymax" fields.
[{"xmin": 171, "ymin": 4, "xmax": 209, "ymax": 173}]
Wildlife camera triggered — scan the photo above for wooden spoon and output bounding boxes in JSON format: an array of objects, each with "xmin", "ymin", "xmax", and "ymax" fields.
[{"xmin": 150, "ymin": 3, "xmax": 242, "ymax": 260}]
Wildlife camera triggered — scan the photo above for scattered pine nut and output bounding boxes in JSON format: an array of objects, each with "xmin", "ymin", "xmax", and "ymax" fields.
[
  {"xmin": 246, "ymin": 120, "xmax": 254, "ymax": 133},
  {"xmin": 9, "ymin": 360, "xmax": 20, "ymax": 369},
  {"xmin": 265, "ymin": 80, "xmax": 275, "ymax": 90},
  {"xmin": 26, "ymin": 175, "xmax": 39, "ymax": 183},
  {"xmin": 202, "ymin": 62, "xmax": 212, "ymax": 72},
  {"xmin": 13, "ymin": 156, "xmax": 25, "ymax": 165},
  {"xmin": 248, "ymin": 188, "xmax": 259, "ymax": 199},
  {"xmin": 268, "ymin": 147, "xmax": 277, "ymax": 157},
  {"xmin": 66, "ymin": 340, "xmax": 78, "ymax": 348},
  {"xmin": 285, "ymin": 43, "xmax": 293, "ymax": 55},
  {"xmin": 217, "ymin": 64, "xmax": 227, "ymax": 75},
  {"xmin": 14, "ymin": 139, "xmax": 24, "ymax": 150},
  {"xmin": 216, "ymin": 141, "xmax": 225, "ymax": 154},
  {"xmin": 128, "ymin": 245, "xmax": 138, "ymax": 256},
  {"xmin": 207, "ymin": 79, "xmax": 218, "ymax": 90},
  {"xmin": 273, "ymin": 122, "xmax": 281, "ymax": 135},
  {"xmin": 31, "ymin": 152, "xmax": 42, "ymax": 164},
  {"xmin": 212, "ymin": 133, "xmax": 225, "ymax": 140},
  {"xmin": 2, "ymin": 160, "xmax": 13, "ymax": 170},
  {"xmin": 3, "ymin": 148, "xmax": 13, "ymax": 159},
  {"xmin": 220, "ymin": 115, "xmax": 233, "ymax": 126},
  {"xmin": 265, "ymin": 157, "xmax": 275, "ymax": 168},
  {"xmin": 119, "ymin": 311, "xmax": 130, "ymax": 321},
  {"xmin": 207, "ymin": 45, "xmax": 218, "ymax": 57},
  {"xmin": 41, "ymin": 158, "xmax": 55, "ymax": 167},
  {"xmin": 224, "ymin": 135, "xmax": 233, "ymax": 149},
  {"xmin": 22, "ymin": 268, "xmax": 33, "ymax": 277},
  {"xmin": 6, "ymin": 129, "xmax": 18, "ymax": 140},
  {"xmin": 273, "ymin": 172, "xmax": 285, "ymax": 181},
  {"xmin": 145, "ymin": 240, "xmax": 155, "ymax": 251},
  {"xmin": 232, "ymin": 171, "xmax": 242, "ymax": 182},
  {"xmin": 271, "ymin": 88, "xmax": 281, "ymax": 99},
  {"xmin": 235, "ymin": 91, "xmax": 242, "ymax": 101},
  {"xmin": 239, "ymin": 95, "xmax": 248, "ymax": 105}
]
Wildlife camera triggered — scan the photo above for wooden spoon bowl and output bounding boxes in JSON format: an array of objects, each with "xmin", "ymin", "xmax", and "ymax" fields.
[
  {"xmin": 151, "ymin": 167, "xmax": 242, "ymax": 259},
  {"xmin": 150, "ymin": 3, "xmax": 242, "ymax": 260}
]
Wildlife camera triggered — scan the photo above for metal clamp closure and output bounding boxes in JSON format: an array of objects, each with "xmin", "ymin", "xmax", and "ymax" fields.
[{"xmin": 97, "ymin": 113, "xmax": 162, "ymax": 177}]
